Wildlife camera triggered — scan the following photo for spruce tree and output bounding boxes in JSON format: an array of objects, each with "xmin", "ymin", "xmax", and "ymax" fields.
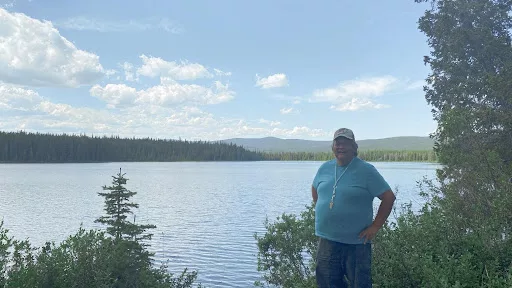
[
  {"xmin": 95, "ymin": 168, "xmax": 157, "ymax": 287},
  {"xmin": 95, "ymin": 168, "xmax": 156, "ymax": 243}
]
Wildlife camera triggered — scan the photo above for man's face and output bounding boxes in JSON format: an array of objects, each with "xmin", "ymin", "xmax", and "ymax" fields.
[{"xmin": 332, "ymin": 137, "xmax": 355, "ymax": 161}]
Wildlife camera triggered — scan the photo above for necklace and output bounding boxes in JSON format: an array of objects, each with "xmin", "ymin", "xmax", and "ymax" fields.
[{"xmin": 330, "ymin": 159, "xmax": 353, "ymax": 209}]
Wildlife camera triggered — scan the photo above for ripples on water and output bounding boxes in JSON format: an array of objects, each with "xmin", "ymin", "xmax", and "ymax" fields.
[{"xmin": 0, "ymin": 161, "xmax": 438, "ymax": 287}]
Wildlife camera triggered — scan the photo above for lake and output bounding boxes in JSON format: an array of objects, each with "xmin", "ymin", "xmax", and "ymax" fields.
[{"xmin": 0, "ymin": 161, "xmax": 439, "ymax": 287}]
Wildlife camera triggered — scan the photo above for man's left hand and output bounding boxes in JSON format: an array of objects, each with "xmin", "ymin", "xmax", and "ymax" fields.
[{"xmin": 359, "ymin": 224, "xmax": 380, "ymax": 244}]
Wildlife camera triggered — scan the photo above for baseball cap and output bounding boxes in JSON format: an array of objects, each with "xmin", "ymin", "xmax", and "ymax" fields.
[{"xmin": 333, "ymin": 128, "xmax": 355, "ymax": 141}]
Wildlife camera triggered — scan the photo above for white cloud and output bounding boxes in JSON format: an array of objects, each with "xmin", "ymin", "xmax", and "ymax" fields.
[
  {"xmin": 214, "ymin": 68, "xmax": 232, "ymax": 77},
  {"xmin": 0, "ymin": 83, "xmax": 43, "ymax": 111},
  {"xmin": 270, "ymin": 126, "xmax": 326, "ymax": 138},
  {"xmin": 255, "ymin": 73, "xmax": 289, "ymax": 89},
  {"xmin": 280, "ymin": 107, "xmax": 299, "ymax": 115},
  {"xmin": 36, "ymin": 101, "xmax": 115, "ymax": 124},
  {"xmin": 90, "ymin": 84, "xmax": 138, "ymax": 109},
  {"xmin": 406, "ymin": 80, "xmax": 425, "ymax": 90},
  {"xmin": 0, "ymin": 84, "xmax": 327, "ymax": 140},
  {"xmin": 121, "ymin": 62, "xmax": 137, "ymax": 82},
  {"xmin": 330, "ymin": 98, "xmax": 390, "ymax": 111},
  {"xmin": 90, "ymin": 79, "xmax": 235, "ymax": 108},
  {"xmin": 259, "ymin": 119, "xmax": 281, "ymax": 127},
  {"xmin": 105, "ymin": 69, "xmax": 117, "ymax": 79},
  {"xmin": 0, "ymin": 8, "xmax": 106, "ymax": 87},
  {"xmin": 0, "ymin": 84, "xmax": 119, "ymax": 133},
  {"xmin": 271, "ymin": 94, "xmax": 303, "ymax": 105},
  {"xmin": 53, "ymin": 16, "xmax": 184, "ymax": 34},
  {"xmin": 311, "ymin": 76, "xmax": 397, "ymax": 111},
  {"xmin": 138, "ymin": 80, "xmax": 234, "ymax": 106},
  {"xmin": 165, "ymin": 107, "xmax": 216, "ymax": 127},
  {"xmin": 216, "ymin": 124, "xmax": 327, "ymax": 140},
  {"xmin": 137, "ymin": 55, "xmax": 212, "ymax": 81},
  {"xmin": 1, "ymin": 1, "xmax": 15, "ymax": 9},
  {"xmin": 1, "ymin": 94, "xmax": 328, "ymax": 140}
]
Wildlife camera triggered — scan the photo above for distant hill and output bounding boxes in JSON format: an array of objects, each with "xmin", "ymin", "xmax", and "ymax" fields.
[{"xmin": 218, "ymin": 136, "xmax": 435, "ymax": 153}]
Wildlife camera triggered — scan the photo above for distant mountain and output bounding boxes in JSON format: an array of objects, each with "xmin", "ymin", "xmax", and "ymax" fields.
[{"xmin": 218, "ymin": 136, "xmax": 435, "ymax": 153}]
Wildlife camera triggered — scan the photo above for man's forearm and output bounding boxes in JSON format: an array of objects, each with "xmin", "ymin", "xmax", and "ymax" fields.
[{"xmin": 373, "ymin": 195, "xmax": 395, "ymax": 228}]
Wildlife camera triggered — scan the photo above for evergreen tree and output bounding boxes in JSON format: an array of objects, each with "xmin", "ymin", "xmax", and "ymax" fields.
[
  {"xmin": 95, "ymin": 168, "xmax": 156, "ymax": 243},
  {"xmin": 0, "ymin": 170, "xmax": 203, "ymax": 288},
  {"xmin": 95, "ymin": 168, "xmax": 158, "ymax": 287}
]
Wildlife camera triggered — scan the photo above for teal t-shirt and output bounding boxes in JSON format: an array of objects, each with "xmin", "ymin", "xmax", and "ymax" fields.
[{"xmin": 312, "ymin": 157, "xmax": 391, "ymax": 244}]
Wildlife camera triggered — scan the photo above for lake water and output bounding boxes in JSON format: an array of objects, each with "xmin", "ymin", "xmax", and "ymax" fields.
[{"xmin": 0, "ymin": 161, "xmax": 439, "ymax": 287}]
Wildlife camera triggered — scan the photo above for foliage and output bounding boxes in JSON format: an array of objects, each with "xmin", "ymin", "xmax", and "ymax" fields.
[
  {"xmin": 373, "ymin": 200, "xmax": 512, "ymax": 287},
  {"xmin": 261, "ymin": 149, "xmax": 438, "ymax": 162},
  {"xmin": 254, "ymin": 204, "xmax": 317, "ymax": 288},
  {"xmin": 0, "ymin": 171, "xmax": 203, "ymax": 288},
  {"xmin": 412, "ymin": 0, "xmax": 512, "ymax": 285},
  {"xmin": 255, "ymin": 1, "xmax": 512, "ymax": 287},
  {"xmin": 0, "ymin": 131, "xmax": 262, "ymax": 162},
  {"xmin": 0, "ymin": 131, "xmax": 438, "ymax": 163},
  {"xmin": 221, "ymin": 136, "xmax": 435, "ymax": 152},
  {"xmin": 95, "ymin": 168, "xmax": 156, "ymax": 243}
]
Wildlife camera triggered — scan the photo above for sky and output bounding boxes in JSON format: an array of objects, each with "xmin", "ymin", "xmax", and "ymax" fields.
[{"xmin": 0, "ymin": 0, "xmax": 436, "ymax": 141}]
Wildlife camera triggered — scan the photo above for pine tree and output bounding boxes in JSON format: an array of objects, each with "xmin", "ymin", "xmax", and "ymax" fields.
[
  {"xmin": 95, "ymin": 168, "xmax": 157, "ymax": 287},
  {"xmin": 95, "ymin": 168, "xmax": 156, "ymax": 243}
]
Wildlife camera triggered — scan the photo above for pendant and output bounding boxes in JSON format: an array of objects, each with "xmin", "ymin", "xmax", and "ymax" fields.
[{"xmin": 329, "ymin": 201, "xmax": 333, "ymax": 209}]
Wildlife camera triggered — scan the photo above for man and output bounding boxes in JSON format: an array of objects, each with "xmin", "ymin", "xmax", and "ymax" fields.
[{"xmin": 311, "ymin": 128, "xmax": 396, "ymax": 288}]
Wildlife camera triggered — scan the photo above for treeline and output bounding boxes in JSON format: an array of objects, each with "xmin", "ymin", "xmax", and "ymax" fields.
[
  {"xmin": 0, "ymin": 131, "xmax": 437, "ymax": 163},
  {"xmin": 261, "ymin": 150, "xmax": 437, "ymax": 162},
  {"xmin": 0, "ymin": 131, "xmax": 263, "ymax": 162}
]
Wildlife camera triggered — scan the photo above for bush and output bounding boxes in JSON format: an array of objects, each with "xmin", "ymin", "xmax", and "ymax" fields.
[
  {"xmin": 0, "ymin": 169, "xmax": 203, "ymax": 288},
  {"xmin": 254, "ymin": 204, "xmax": 317, "ymax": 288},
  {"xmin": 254, "ymin": 179, "xmax": 512, "ymax": 288}
]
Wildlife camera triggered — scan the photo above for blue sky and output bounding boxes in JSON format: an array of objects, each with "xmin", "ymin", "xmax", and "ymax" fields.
[{"xmin": 0, "ymin": 0, "xmax": 435, "ymax": 141}]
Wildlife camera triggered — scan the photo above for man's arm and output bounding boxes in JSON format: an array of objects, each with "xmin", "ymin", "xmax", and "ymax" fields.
[
  {"xmin": 373, "ymin": 190, "xmax": 396, "ymax": 228},
  {"xmin": 359, "ymin": 189, "xmax": 395, "ymax": 244},
  {"xmin": 312, "ymin": 186, "xmax": 318, "ymax": 204}
]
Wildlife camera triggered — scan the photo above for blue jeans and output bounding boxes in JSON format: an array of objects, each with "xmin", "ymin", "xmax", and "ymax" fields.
[{"xmin": 315, "ymin": 237, "xmax": 372, "ymax": 288}]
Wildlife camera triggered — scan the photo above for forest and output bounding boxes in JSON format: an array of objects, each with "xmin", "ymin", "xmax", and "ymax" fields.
[
  {"xmin": 0, "ymin": 131, "xmax": 436, "ymax": 163},
  {"xmin": 261, "ymin": 149, "xmax": 437, "ymax": 162},
  {"xmin": 254, "ymin": 0, "xmax": 512, "ymax": 287},
  {"xmin": 0, "ymin": 131, "xmax": 263, "ymax": 162}
]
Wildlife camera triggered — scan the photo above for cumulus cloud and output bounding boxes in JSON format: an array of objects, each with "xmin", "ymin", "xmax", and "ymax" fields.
[
  {"xmin": 280, "ymin": 107, "xmax": 299, "ymax": 115},
  {"xmin": 214, "ymin": 68, "xmax": 232, "ymax": 77},
  {"xmin": 311, "ymin": 76, "xmax": 397, "ymax": 111},
  {"xmin": 330, "ymin": 98, "xmax": 389, "ymax": 111},
  {"xmin": 0, "ymin": 83, "xmax": 119, "ymax": 133},
  {"xmin": 259, "ymin": 119, "xmax": 281, "ymax": 127},
  {"xmin": 121, "ymin": 62, "xmax": 137, "ymax": 82},
  {"xmin": 1, "ymin": 95, "xmax": 328, "ymax": 140},
  {"xmin": 0, "ymin": 83, "xmax": 327, "ymax": 140},
  {"xmin": 90, "ymin": 79, "xmax": 235, "ymax": 109},
  {"xmin": 1, "ymin": 1, "xmax": 15, "ymax": 9},
  {"xmin": 53, "ymin": 16, "xmax": 184, "ymax": 34},
  {"xmin": 255, "ymin": 73, "xmax": 289, "ymax": 89},
  {"xmin": 0, "ymin": 8, "xmax": 106, "ymax": 87},
  {"xmin": 137, "ymin": 55, "xmax": 212, "ymax": 81},
  {"xmin": 0, "ymin": 83, "xmax": 43, "ymax": 111},
  {"xmin": 90, "ymin": 84, "xmax": 139, "ymax": 109},
  {"xmin": 217, "ymin": 124, "xmax": 326, "ymax": 140},
  {"xmin": 137, "ymin": 80, "xmax": 234, "ymax": 106}
]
